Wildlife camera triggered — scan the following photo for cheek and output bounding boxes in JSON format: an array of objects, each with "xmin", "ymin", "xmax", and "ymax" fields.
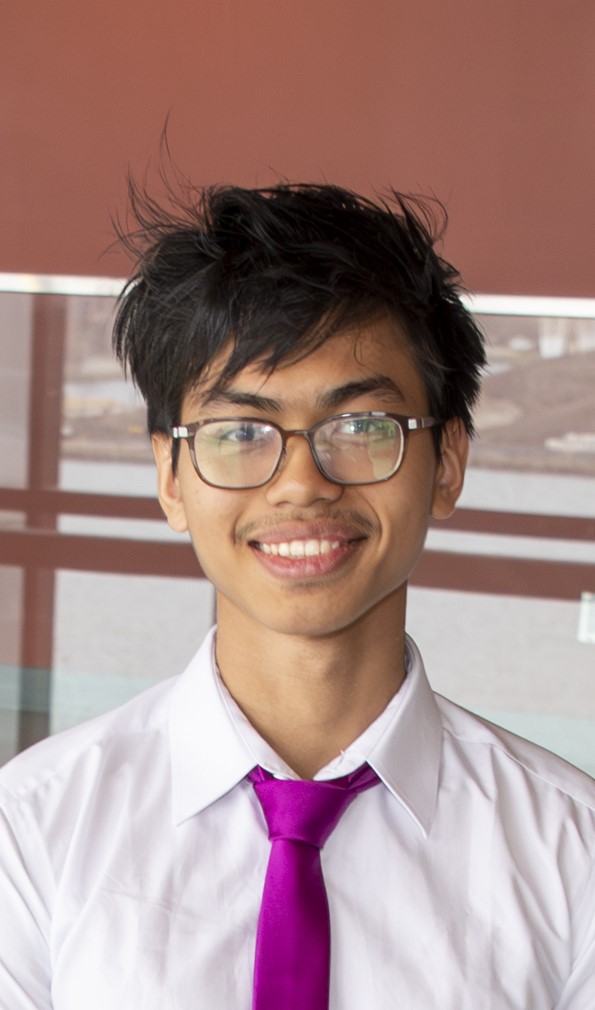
[
  {"xmin": 406, "ymin": 448, "xmax": 440, "ymax": 509},
  {"xmin": 182, "ymin": 492, "xmax": 240, "ymax": 563},
  {"xmin": 369, "ymin": 467, "xmax": 437, "ymax": 553}
]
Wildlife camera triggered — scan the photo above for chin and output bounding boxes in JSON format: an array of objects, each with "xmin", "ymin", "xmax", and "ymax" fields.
[{"xmin": 252, "ymin": 604, "xmax": 374, "ymax": 641}]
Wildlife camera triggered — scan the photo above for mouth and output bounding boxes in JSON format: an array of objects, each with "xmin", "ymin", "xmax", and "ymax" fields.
[
  {"xmin": 254, "ymin": 538, "xmax": 342, "ymax": 558},
  {"xmin": 248, "ymin": 527, "xmax": 366, "ymax": 579}
]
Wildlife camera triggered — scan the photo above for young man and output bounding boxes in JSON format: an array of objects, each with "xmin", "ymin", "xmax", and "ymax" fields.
[{"xmin": 1, "ymin": 183, "xmax": 594, "ymax": 1009}]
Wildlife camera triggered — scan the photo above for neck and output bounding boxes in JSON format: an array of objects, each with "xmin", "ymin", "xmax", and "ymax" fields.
[{"xmin": 214, "ymin": 597, "xmax": 407, "ymax": 779}]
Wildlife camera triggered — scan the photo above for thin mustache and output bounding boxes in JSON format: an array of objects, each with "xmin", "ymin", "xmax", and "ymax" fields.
[{"xmin": 235, "ymin": 509, "xmax": 379, "ymax": 543}]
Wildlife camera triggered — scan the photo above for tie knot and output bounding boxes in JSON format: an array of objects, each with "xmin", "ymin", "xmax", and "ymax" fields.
[{"xmin": 249, "ymin": 765, "xmax": 379, "ymax": 849}]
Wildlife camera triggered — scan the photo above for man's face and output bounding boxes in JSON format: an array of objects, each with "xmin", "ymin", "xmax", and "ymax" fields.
[{"xmin": 153, "ymin": 316, "xmax": 467, "ymax": 641}]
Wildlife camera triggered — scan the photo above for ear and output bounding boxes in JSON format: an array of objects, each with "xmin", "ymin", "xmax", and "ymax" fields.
[
  {"xmin": 431, "ymin": 418, "xmax": 469, "ymax": 520},
  {"xmin": 151, "ymin": 433, "xmax": 189, "ymax": 533}
]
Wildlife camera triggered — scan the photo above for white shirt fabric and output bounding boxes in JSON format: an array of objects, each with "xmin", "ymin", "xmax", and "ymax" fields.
[{"xmin": 0, "ymin": 628, "xmax": 594, "ymax": 1010}]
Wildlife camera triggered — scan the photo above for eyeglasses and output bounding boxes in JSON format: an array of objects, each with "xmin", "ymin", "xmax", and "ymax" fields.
[{"xmin": 171, "ymin": 412, "xmax": 439, "ymax": 489}]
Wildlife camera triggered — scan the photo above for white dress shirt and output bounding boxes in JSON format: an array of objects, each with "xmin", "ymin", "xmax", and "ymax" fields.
[{"xmin": 0, "ymin": 627, "xmax": 594, "ymax": 1009}]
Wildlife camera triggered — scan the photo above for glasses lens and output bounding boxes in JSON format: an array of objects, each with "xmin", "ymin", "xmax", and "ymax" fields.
[
  {"xmin": 193, "ymin": 421, "xmax": 281, "ymax": 488},
  {"xmin": 313, "ymin": 415, "xmax": 403, "ymax": 484}
]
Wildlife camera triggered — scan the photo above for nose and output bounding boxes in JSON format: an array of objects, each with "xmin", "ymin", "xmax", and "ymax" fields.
[{"xmin": 264, "ymin": 432, "xmax": 343, "ymax": 508}]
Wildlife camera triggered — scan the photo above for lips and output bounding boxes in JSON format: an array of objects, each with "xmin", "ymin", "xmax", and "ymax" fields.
[{"xmin": 247, "ymin": 520, "xmax": 367, "ymax": 578}]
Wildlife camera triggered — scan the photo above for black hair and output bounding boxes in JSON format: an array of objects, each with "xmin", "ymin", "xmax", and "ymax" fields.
[{"xmin": 113, "ymin": 180, "xmax": 486, "ymax": 456}]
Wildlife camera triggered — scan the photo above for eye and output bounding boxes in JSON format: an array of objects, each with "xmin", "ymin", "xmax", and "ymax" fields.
[
  {"xmin": 221, "ymin": 423, "xmax": 259, "ymax": 443},
  {"xmin": 339, "ymin": 417, "xmax": 396, "ymax": 438},
  {"xmin": 205, "ymin": 421, "xmax": 277, "ymax": 447}
]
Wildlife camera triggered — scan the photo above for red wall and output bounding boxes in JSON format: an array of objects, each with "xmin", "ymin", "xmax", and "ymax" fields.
[{"xmin": 2, "ymin": 0, "xmax": 594, "ymax": 295}]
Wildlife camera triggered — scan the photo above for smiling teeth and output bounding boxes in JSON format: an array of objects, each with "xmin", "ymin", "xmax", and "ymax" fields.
[{"xmin": 258, "ymin": 539, "xmax": 341, "ymax": 557}]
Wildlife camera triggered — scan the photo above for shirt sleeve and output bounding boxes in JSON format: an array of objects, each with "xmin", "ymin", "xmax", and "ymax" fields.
[
  {"xmin": 0, "ymin": 798, "xmax": 54, "ymax": 1009},
  {"xmin": 554, "ymin": 856, "xmax": 595, "ymax": 1010}
]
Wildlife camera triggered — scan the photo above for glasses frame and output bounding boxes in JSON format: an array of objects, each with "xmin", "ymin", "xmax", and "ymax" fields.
[{"xmin": 171, "ymin": 411, "xmax": 440, "ymax": 489}]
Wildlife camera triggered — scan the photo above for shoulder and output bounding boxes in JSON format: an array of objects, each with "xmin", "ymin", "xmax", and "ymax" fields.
[
  {"xmin": 0, "ymin": 676, "xmax": 176, "ymax": 808},
  {"xmin": 0, "ymin": 628, "xmax": 219, "ymax": 809},
  {"xmin": 435, "ymin": 692, "xmax": 595, "ymax": 815}
]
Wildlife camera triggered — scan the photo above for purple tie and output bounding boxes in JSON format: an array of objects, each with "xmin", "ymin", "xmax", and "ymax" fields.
[{"xmin": 248, "ymin": 763, "xmax": 380, "ymax": 1010}]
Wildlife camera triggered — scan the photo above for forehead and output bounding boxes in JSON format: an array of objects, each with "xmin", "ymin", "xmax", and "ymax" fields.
[{"xmin": 185, "ymin": 316, "xmax": 428, "ymax": 413}]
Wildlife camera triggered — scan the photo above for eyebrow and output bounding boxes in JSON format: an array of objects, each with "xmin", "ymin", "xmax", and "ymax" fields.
[
  {"xmin": 318, "ymin": 376, "xmax": 406, "ymax": 410},
  {"xmin": 201, "ymin": 389, "xmax": 282, "ymax": 413},
  {"xmin": 201, "ymin": 375, "xmax": 406, "ymax": 414}
]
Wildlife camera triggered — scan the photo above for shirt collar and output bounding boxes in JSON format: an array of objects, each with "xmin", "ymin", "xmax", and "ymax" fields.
[
  {"xmin": 366, "ymin": 635, "xmax": 443, "ymax": 836},
  {"xmin": 169, "ymin": 628, "xmax": 443, "ymax": 835},
  {"xmin": 169, "ymin": 628, "xmax": 256, "ymax": 825}
]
